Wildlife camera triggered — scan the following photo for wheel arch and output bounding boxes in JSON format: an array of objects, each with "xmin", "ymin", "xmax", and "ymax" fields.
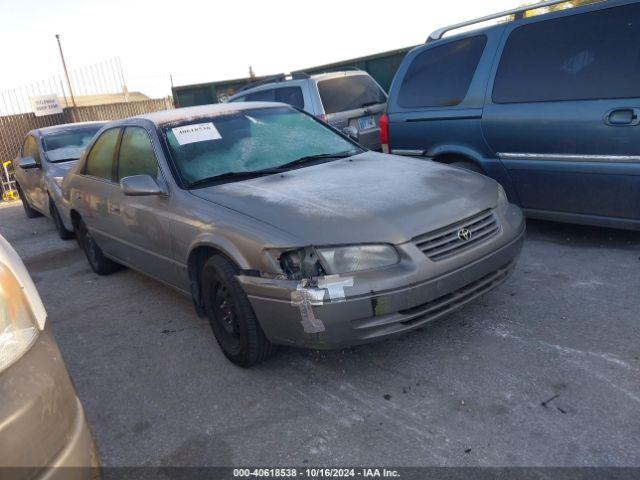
[
  {"xmin": 429, "ymin": 146, "xmax": 486, "ymax": 172},
  {"xmin": 186, "ymin": 241, "xmax": 247, "ymax": 317}
]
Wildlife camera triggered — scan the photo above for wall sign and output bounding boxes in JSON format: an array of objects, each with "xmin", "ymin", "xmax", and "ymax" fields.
[{"xmin": 30, "ymin": 95, "xmax": 63, "ymax": 117}]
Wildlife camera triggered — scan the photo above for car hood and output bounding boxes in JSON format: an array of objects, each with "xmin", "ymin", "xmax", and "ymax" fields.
[{"xmin": 189, "ymin": 152, "xmax": 498, "ymax": 245}]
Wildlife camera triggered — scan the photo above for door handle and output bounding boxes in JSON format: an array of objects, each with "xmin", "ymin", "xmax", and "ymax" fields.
[
  {"xmin": 604, "ymin": 108, "xmax": 640, "ymax": 126},
  {"xmin": 109, "ymin": 203, "xmax": 120, "ymax": 215}
]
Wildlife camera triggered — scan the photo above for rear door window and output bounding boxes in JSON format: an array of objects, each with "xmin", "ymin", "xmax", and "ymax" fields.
[
  {"xmin": 317, "ymin": 75, "xmax": 387, "ymax": 114},
  {"xmin": 493, "ymin": 3, "xmax": 640, "ymax": 103},
  {"xmin": 85, "ymin": 128, "xmax": 120, "ymax": 180},
  {"xmin": 275, "ymin": 87, "xmax": 304, "ymax": 109},
  {"xmin": 398, "ymin": 35, "xmax": 487, "ymax": 108},
  {"xmin": 246, "ymin": 89, "xmax": 276, "ymax": 102},
  {"xmin": 117, "ymin": 127, "xmax": 159, "ymax": 180}
]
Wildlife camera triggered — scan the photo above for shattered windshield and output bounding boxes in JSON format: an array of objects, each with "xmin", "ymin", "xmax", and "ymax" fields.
[
  {"xmin": 163, "ymin": 106, "xmax": 361, "ymax": 186},
  {"xmin": 43, "ymin": 125, "xmax": 103, "ymax": 162}
]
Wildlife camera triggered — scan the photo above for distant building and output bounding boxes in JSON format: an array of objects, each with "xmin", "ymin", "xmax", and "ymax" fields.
[
  {"xmin": 58, "ymin": 91, "xmax": 150, "ymax": 107},
  {"xmin": 172, "ymin": 46, "xmax": 416, "ymax": 108}
]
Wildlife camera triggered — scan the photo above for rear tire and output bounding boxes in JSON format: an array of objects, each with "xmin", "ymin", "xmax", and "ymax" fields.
[
  {"xmin": 75, "ymin": 218, "xmax": 120, "ymax": 275},
  {"xmin": 16, "ymin": 183, "xmax": 42, "ymax": 219},
  {"xmin": 202, "ymin": 255, "xmax": 276, "ymax": 367},
  {"xmin": 50, "ymin": 198, "xmax": 74, "ymax": 240}
]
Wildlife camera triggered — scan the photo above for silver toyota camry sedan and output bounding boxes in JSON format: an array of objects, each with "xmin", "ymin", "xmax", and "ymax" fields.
[
  {"xmin": 63, "ymin": 103, "xmax": 525, "ymax": 367},
  {"xmin": 13, "ymin": 122, "xmax": 106, "ymax": 239}
]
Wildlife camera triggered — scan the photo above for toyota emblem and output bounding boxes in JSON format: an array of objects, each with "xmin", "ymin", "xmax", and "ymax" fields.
[{"xmin": 457, "ymin": 228, "xmax": 472, "ymax": 241}]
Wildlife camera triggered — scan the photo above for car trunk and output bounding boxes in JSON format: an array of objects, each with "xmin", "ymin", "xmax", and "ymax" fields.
[{"xmin": 317, "ymin": 74, "xmax": 387, "ymax": 151}]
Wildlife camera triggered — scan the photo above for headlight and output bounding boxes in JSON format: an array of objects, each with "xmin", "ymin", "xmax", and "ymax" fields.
[
  {"xmin": 0, "ymin": 264, "xmax": 39, "ymax": 372},
  {"xmin": 277, "ymin": 244, "xmax": 400, "ymax": 279},
  {"xmin": 316, "ymin": 245, "xmax": 399, "ymax": 274},
  {"xmin": 53, "ymin": 176, "xmax": 64, "ymax": 188},
  {"xmin": 278, "ymin": 248, "xmax": 326, "ymax": 280},
  {"xmin": 497, "ymin": 184, "xmax": 508, "ymax": 207}
]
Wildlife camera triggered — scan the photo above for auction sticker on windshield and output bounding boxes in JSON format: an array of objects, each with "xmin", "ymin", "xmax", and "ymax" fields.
[{"xmin": 172, "ymin": 122, "xmax": 221, "ymax": 145}]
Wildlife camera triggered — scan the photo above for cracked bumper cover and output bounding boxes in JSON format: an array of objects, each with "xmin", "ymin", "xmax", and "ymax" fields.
[{"xmin": 238, "ymin": 205, "xmax": 525, "ymax": 349}]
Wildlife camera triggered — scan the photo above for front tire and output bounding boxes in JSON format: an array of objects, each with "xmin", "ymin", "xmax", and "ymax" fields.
[
  {"xmin": 201, "ymin": 255, "xmax": 276, "ymax": 367},
  {"xmin": 50, "ymin": 198, "xmax": 74, "ymax": 240},
  {"xmin": 16, "ymin": 183, "xmax": 42, "ymax": 218},
  {"xmin": 75, "ymin": 218, "xmax": 120, "ymax": 275}
]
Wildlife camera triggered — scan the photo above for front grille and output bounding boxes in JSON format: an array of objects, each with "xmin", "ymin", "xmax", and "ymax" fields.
[
  {"xmin": 350, "ymin": 260, "xmax": 515, "ymax": 332},
  {"xmin": 413, "ymin": 209, "xmax": 499, "ymax": 261},
  {"xmin": 397, "ymin": 261, "xmax": 514, "ymax": 325}
]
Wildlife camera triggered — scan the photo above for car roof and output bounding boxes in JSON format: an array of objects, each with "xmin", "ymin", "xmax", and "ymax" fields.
[
  {"xmin": 423, "ymin": 0, "xmax": 625, "ymax": 46},
  {"xmin": 229, "ymin": 70, "xmax": 371, "ymax": 99},
  {"xmin": 131, "ymin": 102, "xmax": 290, "ymax": 127},
  {"xmin": 31, "ymin": 121, "xmax": 107, "ymax": 137},
  {"xmin": 308, "ymin": 70, "xmax": 370, "ymax": 81}
]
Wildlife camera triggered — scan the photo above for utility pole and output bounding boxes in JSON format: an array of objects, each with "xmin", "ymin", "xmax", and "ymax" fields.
[{"xmin": 55, "ymin": 34, "xmax": 76, "ymax": 107}]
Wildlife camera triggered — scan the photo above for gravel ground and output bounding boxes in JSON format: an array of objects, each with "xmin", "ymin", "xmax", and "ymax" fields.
[{"xmin": 1, "ymin": 200, "xmax": 639, "ymax": 467}]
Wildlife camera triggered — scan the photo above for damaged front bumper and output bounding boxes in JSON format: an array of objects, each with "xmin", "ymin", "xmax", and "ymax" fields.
[{"xmin": 238, "ymin": 206, "xmax": 525, "ymax": 350}]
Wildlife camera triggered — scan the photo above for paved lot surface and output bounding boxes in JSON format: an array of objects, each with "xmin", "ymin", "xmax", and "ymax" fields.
[{"xmin": 1, "ymin": 200, "xmax": 639, "ymax": 467}]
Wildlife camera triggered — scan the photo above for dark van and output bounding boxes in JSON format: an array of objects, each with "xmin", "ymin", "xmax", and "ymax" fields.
[{"xmin": 383, "ymin": 0, "xmax": 640, "ymax": 231}]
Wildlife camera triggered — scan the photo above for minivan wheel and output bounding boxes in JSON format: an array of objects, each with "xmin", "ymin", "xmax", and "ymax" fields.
[
  {"xmin": 201, "ymin": 255, "xmax": 276, "ymax": 367},
  {"xmin": 75, "ymin": 218, "xmax": 120, "ymax": 275},
  {"xmin": 50, "ymin": 198, "xmax": 74, "ymax": 240},
  {"xmin": 16, "ymin": 183, "xmax": 42, "ymax": 219}
]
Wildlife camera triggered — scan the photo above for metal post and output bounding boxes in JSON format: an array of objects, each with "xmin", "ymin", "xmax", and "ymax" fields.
[
  {"xmin": 59, "ymin": 78, "xmax": 69, "ymax": 108},
  {"xmin": 117, "ymin": 57, "xmax": 128, "ymax": 102},
  {"xmin": 55, "ymin": 34, "xmax": 76, "ymax": 107}
]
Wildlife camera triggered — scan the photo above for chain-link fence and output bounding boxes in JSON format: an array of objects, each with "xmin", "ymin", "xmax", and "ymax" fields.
[
  {"xmin": 0, "ymin": 96, "xmax": 174, "ymax": 201},
  {"xmin": 0, "ymin": 57, "xmax": 131, "ymax": 116}
]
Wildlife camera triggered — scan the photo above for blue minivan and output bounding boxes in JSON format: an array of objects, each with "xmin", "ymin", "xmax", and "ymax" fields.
[{"xmin": 383, "ymin": 0, "xmax": 640, "ymax": 231}]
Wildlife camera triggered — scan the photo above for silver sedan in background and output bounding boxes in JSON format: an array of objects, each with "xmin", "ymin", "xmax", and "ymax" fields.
[
  {"xmin": 13, "ymin": 122, "xmax": 105, "ymax": 239},
  {"xmin": 63, "ymin": 103, "xmax": 524, "ymax": 367}
]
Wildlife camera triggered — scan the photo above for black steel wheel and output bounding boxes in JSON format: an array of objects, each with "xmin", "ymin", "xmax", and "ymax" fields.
[
  {"xmin": 201, "ymin": 255, "xmax": 276, "ymax": 367},
  {"xmin": 50, "ymin": 198, "xmax": 74, "ymax": 240},
  {"xmin": 75, "ymin": 218, "xmax": 120, "ymax": 275}
]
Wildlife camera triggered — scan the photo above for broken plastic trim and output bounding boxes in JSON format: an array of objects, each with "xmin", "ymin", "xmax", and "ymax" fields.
[
  {"xmin": 279, "ymin": 247, "xmax": 325, "ymax": 280},
  {"xmin": 290, "ymin": 274, "xmax": 354, "ymax": 334}
]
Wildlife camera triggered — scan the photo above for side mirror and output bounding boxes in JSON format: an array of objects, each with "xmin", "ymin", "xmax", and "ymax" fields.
[
  {"xmin": 120, "ymin": 175, "xmax": 163, "ymax": 196},
  {"xmin": 342, "ymin": 126, "xmax": 359, "ymax": 141},
  {"xmin": 18, "ymin": 156, "xmax": 39, "ymax": 170}
]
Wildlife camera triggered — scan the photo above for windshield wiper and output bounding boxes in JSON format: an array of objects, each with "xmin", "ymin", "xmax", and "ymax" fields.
[
  {"xmin": 50, "ymin": 158, "xmax": 78, "ymax": 163},
  {"xmin": 276, "ymin": 150, "xmax": 360, "ymax": 171},
  {"xmin": 187, "ymin": 168, "xmax": 285, "ymax": 188},
  {"xmin": 187, "ymin": 150, "xmax": 361, "ymax": 188}
]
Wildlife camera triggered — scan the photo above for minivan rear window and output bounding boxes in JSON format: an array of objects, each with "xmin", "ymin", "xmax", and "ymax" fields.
[
  {"xmin": 317, "ymin": 75, "xmax": 386, "ymax": 114},
  {"xmin": 493, "ymin": 3, "xmax": 640, "ymax": 104},
  {"xmin": 398, "ymin": 35, "xmax": 486, "ymax": 108}
]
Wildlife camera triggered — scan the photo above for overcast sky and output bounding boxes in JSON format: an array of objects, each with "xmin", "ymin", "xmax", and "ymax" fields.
[{"xmin": 0, "ymin": 0, "xmax": 517, "ymax": 99}]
